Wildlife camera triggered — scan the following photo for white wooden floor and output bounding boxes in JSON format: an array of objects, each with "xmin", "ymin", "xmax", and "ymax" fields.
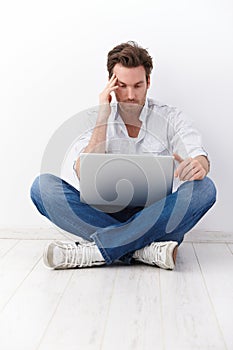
[{"xmin": 0, "ymin": 228, "xmax": 233, "ymax": 350}]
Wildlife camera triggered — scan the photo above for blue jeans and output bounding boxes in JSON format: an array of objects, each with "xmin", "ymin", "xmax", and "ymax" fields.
[{"xmin": 30, "ymin": 174, "xmax": 216, "ymax": 264}]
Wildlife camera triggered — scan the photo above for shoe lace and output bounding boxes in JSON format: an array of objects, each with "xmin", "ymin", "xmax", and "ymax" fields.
[
  {"xmin": 64, "ymin": 243, "xmax": 94, "ymax": 268},
  {"xmin": 79, "ymin": 244, "xmax": 94, "ymax": 267},
  {"xmin": 145, "ymin": 243, "xmax": 163, "ymax": 264},
  {"xmin": 135, "ymin": 242, "xmax": 163, "ymax": 265}
]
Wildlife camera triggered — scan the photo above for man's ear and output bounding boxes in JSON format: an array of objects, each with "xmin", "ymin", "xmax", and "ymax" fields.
[{"xmin": 147, "ymin": 76, "xmax": 150, "ymax": 89}]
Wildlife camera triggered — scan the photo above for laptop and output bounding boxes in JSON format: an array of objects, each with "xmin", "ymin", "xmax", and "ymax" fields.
[{"xmin": 79, "ymin": 153, "xmax": 174, "ymax": 212}]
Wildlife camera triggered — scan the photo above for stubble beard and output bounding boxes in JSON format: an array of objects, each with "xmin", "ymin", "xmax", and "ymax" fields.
[{"xmin": 117, "ymin": 93, "xmax": 147, "ymax": 120}]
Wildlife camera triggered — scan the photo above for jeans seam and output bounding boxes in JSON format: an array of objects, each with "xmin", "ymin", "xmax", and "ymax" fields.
[{"xmin": 91, "ymin": 232, "xmax": 112, "ymax": 264}]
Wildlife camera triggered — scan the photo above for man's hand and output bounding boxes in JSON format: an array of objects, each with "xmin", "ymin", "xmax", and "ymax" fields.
[
  {"xmin": 99, "ymin": 73, "xmax": 118, "ymax": 104},
  {"xmin": 173, "ymin": 153, "xmax": 209, "ymax": 181},
  {"xmin": 97, "ymin": 73, "xmax": 119, "ymax": 122}
]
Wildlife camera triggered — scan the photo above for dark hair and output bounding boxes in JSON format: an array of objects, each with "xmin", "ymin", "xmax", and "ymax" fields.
[{"xmin": 107, "ymin": 41, "xmax": 153, "ymax": 82}]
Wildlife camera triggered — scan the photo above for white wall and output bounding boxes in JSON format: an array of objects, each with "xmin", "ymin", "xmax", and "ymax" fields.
[{"xmin": 1, "ymin": 0, "xmax": 232, "ymax": 231}]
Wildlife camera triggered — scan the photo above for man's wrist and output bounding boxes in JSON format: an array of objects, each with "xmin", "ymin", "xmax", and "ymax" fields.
[{"xmin": 194, "ymin": 155, "xmax": 210, "ymax": 176}]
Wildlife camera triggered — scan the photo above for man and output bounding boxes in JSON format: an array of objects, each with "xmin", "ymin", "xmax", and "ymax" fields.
[{"xmin": 30, "ymin": 41, "xmax": 216, "ymax": 270}]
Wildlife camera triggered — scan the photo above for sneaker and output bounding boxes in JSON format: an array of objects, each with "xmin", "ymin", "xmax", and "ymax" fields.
[
  {"xmin": 133, "ymin": 241, "xmax": 178, "ymax": 270},
  {"xmin": 43, "ymin": 240, "xmax": 106, "ymax": 269}
]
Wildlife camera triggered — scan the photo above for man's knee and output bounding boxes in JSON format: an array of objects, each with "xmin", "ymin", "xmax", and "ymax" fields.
[
  {"xmin": 30, "ymin": 175, "xmax": 40, "ymax": 205},
  {"xmin": 178, "ymin": 176, "xmax": 217, "ymax": 213},
  {"xmin": 194, "ymin": 176, "xmax": 217, "ymax": 208},
  {"xmin": 31, "ymin": 174, "xmax": 55, "ymax": 201},
  {"xmin": 30, "ymin": 173, "xmax": 61, "ymax": 214}
]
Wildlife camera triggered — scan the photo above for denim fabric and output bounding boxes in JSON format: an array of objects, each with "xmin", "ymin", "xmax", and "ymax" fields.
[{"xmin": 30, "ymin": 174, "xmax": 216, "ymax": 265}]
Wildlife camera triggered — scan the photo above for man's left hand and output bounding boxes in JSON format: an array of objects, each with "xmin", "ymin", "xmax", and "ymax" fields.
[{"xmin": 173, "ymin": 153, "xmax": 208, "ymax": 181}]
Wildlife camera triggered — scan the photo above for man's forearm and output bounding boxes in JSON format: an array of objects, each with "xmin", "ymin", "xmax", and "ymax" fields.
[{"xmin": 75, "ymin": 111, "xmax": 109, "ymax": 179}]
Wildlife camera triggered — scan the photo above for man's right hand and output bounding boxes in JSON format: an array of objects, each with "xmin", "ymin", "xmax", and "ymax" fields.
[{"xmin": 98, "ymin": 73, "xmax": 118, "ymax": 120}]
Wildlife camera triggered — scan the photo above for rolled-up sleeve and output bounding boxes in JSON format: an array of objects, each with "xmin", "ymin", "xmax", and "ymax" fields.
[
  {"xmin": 61, "ymin": 129, "xmax": 93, "ymax": 190},
  {"xmin": 168, "ymin": 109, "xmax": 208, "ymax": 159}
]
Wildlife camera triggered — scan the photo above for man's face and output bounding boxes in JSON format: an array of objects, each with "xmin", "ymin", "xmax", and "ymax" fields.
[{"xmin": 113, "ymin": 64, "xmax": 150, "ymax": 108}]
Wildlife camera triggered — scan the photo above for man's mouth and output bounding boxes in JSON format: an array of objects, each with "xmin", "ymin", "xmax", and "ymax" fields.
[{"xmin": 123, "ymin": 100, "xmax": 138, "ymax": 104}]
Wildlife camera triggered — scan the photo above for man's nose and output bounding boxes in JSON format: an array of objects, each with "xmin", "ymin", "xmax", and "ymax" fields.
[{"xmin": 127, "ymin": 88, "xmax": 135, "ymax": 100}]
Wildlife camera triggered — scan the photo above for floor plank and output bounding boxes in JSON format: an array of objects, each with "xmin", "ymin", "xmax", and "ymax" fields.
[
  {"xmin": 0, "ymin": 240, "xmax": 47, "ymax": 311},
  {"xmin": 0, "ymin": 255, "xmax": 74, "ymax": 350},
  {"xmin": 0, "ymin": 239, "xmax": 19, "ymax": 258},
  {"xmin": 38, "ymin": 266, "xmax": 118, "ymax": 350},
  {"xmin": 184, "ymin": 230, "xmax": 233, "ymax": 243},
  {"xmin": 101, "ymin": 264, "xmax": 163, "ymax": 350},
  {"xmin": 160, "ymin": 243, "xmax": 226, "ymax": 350},
  {"xmin": 194, "ymin": 243, "xmax": 233, "ymax": 350},
  {"xmin": 227, "ymin": 244, "xmax": 233, "ymax": 254},
  {"xmin": 0, "ymin": 227, "xmax": 65, "ymax": 240}
]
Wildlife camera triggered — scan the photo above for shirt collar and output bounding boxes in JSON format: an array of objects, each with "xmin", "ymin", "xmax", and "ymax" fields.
[{"xmin": 139, "ymin": 98, "xmax": 149, "ymax": 123}]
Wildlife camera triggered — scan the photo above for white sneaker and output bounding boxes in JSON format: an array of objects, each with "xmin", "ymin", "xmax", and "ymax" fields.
[
  {"xmin": 43, "ymin": 240, "xmax": 106, "ymax": 269},
  {"xmin": 133, "ymin": 241, "xmax": 178, "ymax": 270}
]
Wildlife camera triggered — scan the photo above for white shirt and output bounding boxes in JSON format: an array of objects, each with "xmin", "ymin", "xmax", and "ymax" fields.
[{"xmin": 61, "ymin": 98, "xmax": 208, "ymax": 191}]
